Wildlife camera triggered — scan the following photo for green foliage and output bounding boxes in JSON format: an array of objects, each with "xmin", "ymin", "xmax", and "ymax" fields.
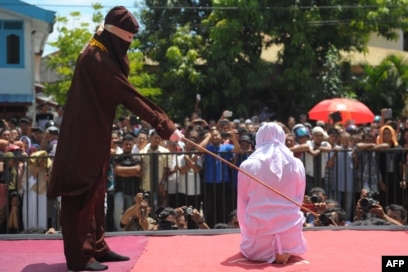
[
  {"xmin": 128, "ymin": 41, "xmax": 162, "ymax": 99},
  {"xmin": 139, "ymin": 0, "xmax": 273, "ymax": 120},
  {"xmin": 201, "ymin": 0, "xmax": 271, "ymax": 116},
  {"xmin": 319, "ymin": 45, "xmax": 343, "ymax": 97},
  {"xmin": 255, "ymin": 0, "xmax": 408, "ymax": 119},
  {"xmin": 43, "ymin": 0, "xmax": 408, "ymax": 123},
  {"xmin": 44, "ymin": 6, "xmax": 102, "ymax": 105},
  {"xmin": 139, "ymin": 0, "xmax": 213, "ymax": 120},
  {"xmin": 358, "ymin": 54, "xmax": 408, "ymax": 117}
]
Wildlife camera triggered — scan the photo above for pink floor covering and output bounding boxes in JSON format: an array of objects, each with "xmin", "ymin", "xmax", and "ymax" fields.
[
  {"xmin": 1, "ymin": 229, "xmax": 408, "ymax": 272},
  {"xmin": 0, "ymin": 236, "xmax": 148, "ymax": 272}
]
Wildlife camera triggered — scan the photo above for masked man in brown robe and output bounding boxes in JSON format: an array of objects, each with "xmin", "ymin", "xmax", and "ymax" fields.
[{"xmin": 47, "ymin": 6, "xmax": 183, "ymax": 271}]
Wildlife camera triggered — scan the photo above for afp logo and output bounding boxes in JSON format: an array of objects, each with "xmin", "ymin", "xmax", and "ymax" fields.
[{"xmin": 382, "ymin": 256, "xmax": 408, "ymax": 271}]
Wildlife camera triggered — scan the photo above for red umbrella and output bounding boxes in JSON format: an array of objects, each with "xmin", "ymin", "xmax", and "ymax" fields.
[{"xmin": 308, "ymin": 98, "xmax": 375, "ymax": 124}]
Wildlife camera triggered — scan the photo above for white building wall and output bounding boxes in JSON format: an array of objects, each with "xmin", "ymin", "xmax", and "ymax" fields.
[{"xmin": 367, "ymin": 31, "xmax": 404, "ymax": 51}]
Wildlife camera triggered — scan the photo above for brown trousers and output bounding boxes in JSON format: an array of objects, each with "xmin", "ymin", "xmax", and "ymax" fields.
[{"xmin": 61, "ymin": 176, "xmax": 110, "ymax": 269}]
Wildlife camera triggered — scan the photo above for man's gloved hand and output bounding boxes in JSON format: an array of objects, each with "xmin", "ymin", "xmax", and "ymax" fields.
[{"xmin": 170, "ymin": 129, "xmax": 184, "ymax": 141}]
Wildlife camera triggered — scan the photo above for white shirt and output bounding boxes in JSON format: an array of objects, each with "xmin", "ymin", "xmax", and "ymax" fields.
[{"xmin": 304, "ymin": 140, "xmax": 330, "ymax": 178}]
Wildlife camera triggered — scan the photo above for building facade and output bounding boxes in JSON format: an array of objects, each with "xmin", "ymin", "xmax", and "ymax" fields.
[{"xmin": 0, "ymin": 0, "xmax": 55, "ymax": 120}]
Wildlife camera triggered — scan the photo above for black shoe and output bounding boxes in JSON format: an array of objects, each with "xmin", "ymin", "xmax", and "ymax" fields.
[
  {"xmin": 96, "ymin": 251, "xmax": 130, "ymax": 263},
  {"xmin": 68, "ymin": 261, "xmax": 108, "ymax": 271}
]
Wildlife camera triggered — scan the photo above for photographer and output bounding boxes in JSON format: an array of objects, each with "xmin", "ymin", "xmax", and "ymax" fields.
[
  {"xmin": 314, "ymin": 207, "xmax": 347, "ymax": 227},
  {"xmin": 155, "ymin": 207, "xmax": 178, "ymax": 230},
  {"xmin": 352, "ymin": 189, "xmax": 403, "ymax": 226},
  {"xmin": 385, "ymin": 204, "xmax": 407, "ymax": 225},
  {"xmin": 174, "ymin": 205, "xmax": 209, "ymax": 230},
  {"xmin": 120, "ymin": 192, "xmax": 155, "ymax": 231},
  {"xmin": 303, "ymin": 187, "xmax": 328, "ymax": 227}
]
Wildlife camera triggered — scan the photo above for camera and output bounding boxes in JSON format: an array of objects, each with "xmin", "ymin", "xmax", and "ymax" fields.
[
  {"xmin": 183, "ymin": 206, "xmax": 193, "ymax": 215},
  {"xmin": 359, "ymin": 191, "xmax": 379, "ymax": 213},
  {"xmin": 224, "ymin": 110, "xmax": 233, "ymax": 117},
  {"xmin": 155, "ymin": 207, "xmax": 178, "ymax": 230},
  {"xmin": 360, "ymin": 197, "xmax": 379, "ymax": 212},
  {"xmin": 318, "ymin": 212, "xmax": 334, "ymax": 226},
  {"xmin": 142, "ymin": 191, "xmax": 150, "ymax": 201},
  {"xmin": 384, "ymin": 108, "xmax": 392, "ymax": 119},
  {"xmin": 158, "ymin": 220, "xmax": 178, "ymax": 230},
  {"xmin": 330, "ymin": 111, "xmax": 342, "ymax": 123},
  {"xmin": 310, "ymin": 194, "xmax": 323, "ymax": 204},
  {"xmin": 318, "ymin": 208, "xmax": 345, "ymax": 226}
]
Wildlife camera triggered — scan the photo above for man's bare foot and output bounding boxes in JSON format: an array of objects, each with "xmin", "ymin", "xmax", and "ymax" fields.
[{"xmin": 274, "ymin": 253, "xmax": 291, "ymax": 264}]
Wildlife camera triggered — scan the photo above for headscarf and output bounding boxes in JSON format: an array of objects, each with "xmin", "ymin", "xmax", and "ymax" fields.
[
  {"xmin": 249, "ymin": 122, "xmax": 296, "ymax": 181},
  {"xmin": 19, "ymin": 136, "xmax": 31, "ymax": 154},
  {"xmin": 93, "ymin": 6, "xmax": 139, "ymax": 76},
  {"xmin": 376, "ymin": 125, "xmax": 399, "ymax": 146}
]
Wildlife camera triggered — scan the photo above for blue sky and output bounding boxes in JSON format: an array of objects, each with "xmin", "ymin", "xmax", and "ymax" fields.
[{"xmin": 25, "ymin": 1, "xmax": 139, "ymax": 55}]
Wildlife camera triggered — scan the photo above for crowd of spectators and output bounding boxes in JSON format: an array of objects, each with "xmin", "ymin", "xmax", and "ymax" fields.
[
  {"xmin": 1, "ymin": 102, "xmax": 407, "ymax": 234},
  {"xmin": 289, "ymin": 108, "xmax": 408, "ymax": 227},
  {"xmin": 0, "ymin": 102, "xmax": 60, "ymax": 234}
]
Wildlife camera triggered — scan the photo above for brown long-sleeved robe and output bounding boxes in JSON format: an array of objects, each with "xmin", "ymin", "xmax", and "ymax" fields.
[
  {"xmin": 46, "ymin": 6, "xmax": 176, "ymax": 270},
  {"xmin": 47, "ymin": 40, "xmax": 175, "ymax": 199}
]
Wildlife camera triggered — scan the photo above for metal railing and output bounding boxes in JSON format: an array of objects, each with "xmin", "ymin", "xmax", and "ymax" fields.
[{"xmin": 0, "ymin": 148, "xmax": 407, "ymax": 234}]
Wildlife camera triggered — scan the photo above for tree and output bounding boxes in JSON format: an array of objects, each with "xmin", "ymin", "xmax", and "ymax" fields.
[
  {"xmin": 200, "ymin": 0, "xmax": 272, "ymax": 119},
  {"xmin": 139, "ymin": 0, "xmax": 213, "ymax": 120},
  {"xmin": 45, "ymin": 1, "xmax": 408, "ymax": 122},
  {"xmin": 44, "ymin": 9, "xmax": 100, "ymax": 104},
  {"xmin": 139, "ymin": 0, "xmax": 408, "ymax": 121},
  {"xmin": 140, "ymin": 0, "xmax": 271, "ymax": 120},
  {"xmin": 358, "ymin": 54, "xmax": 408, "ymax": 118},
  {"xmin": 261, "ymin": 0, "xmax": 408, "ymax": 119}
]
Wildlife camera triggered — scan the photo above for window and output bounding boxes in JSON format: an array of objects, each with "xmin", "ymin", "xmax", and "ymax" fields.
[{"xmin": 0, "ymin": 21, "xmax": 24, "ymax": 68}]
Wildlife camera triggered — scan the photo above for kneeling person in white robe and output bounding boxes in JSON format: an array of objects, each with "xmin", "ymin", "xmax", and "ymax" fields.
[{"xmin": 238, "ymin": 122, "xmax": 307, "ymax": 264}]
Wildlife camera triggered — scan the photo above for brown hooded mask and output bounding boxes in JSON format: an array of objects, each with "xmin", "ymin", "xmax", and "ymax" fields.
[{"xmin": 95, "ymin": 6, "xmax": 139, "ymax": 76}]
